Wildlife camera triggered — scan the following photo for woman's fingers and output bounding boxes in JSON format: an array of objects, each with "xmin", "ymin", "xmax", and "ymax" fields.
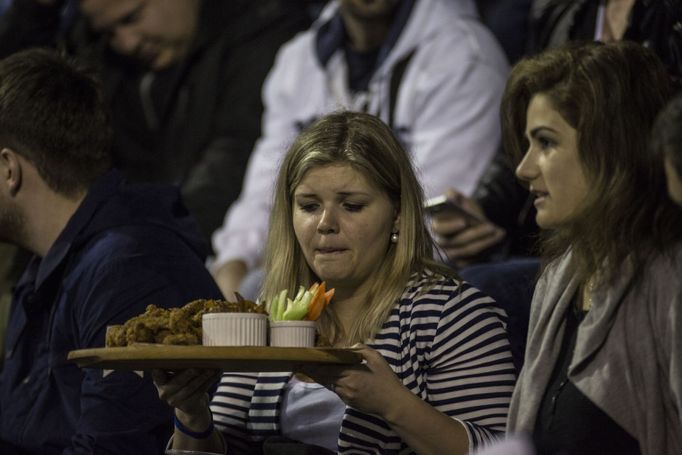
[
  {"xmin": 151, "ymin": 369, "xmax": 170, "ymax": 386},
  {"xmin": 153, "ymin": 368, "xmax": 220, "ymax": 410},
  {"xmin": 170, "ymin": 370, "xmax": 221, "ymax": 409}
]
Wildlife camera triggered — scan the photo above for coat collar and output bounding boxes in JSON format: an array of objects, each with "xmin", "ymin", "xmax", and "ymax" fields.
[{"xmin": 20, "ymin": 170, "xmax": 123, "ymax": 293}]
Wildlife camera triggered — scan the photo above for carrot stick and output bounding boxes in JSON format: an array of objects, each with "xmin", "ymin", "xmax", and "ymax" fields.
[
  {"xmin": 323, "ymin": 288, "xmax": 334, "ymax": 306},
  {"xmin": 313, "ymin": 282, "xmax": 325, "ymax": 305},
  {"xmin": 305, "ymin": 282, "xmax": 325, "ymax": 320}
]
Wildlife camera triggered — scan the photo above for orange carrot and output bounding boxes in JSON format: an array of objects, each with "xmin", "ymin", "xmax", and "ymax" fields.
[
  {"xmin": 323, "ymin": 288, "xmax": 334, "ymax": 306},
  {"xmin": 313, "ymin": 282, "xmax": 325, "ymax": 305},
  {"xmin": 305, "ymin": 282, "xmax": 328, "ymax": 321}
]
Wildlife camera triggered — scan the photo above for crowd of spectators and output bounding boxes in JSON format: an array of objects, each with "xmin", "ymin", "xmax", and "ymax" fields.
[{"xmin": 0, "ymin": 1, "xmax": 679, "ymax": 454}]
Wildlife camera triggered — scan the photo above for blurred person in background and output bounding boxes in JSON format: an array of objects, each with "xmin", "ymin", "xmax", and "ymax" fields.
[
  {"xmin": 528, "ymin": 0, "xmax": 682, "ymax": 88},
  {"xmin": 0, "ymin": 0, "xmax": 310, "ymax": 243},
  {"xmin": 0, "ymin": 48, "xmax": 223, "ymax": 455},
  {"xmin": 0, "ymin": 0, "xmax": 310, "ymax": 365},
  {"xmin": 211, "ymin": 0, "xmax": 509, "ymax": 300}
]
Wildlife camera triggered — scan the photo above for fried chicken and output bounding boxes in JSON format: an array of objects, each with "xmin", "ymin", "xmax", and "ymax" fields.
[{"xmin": 106, "ymin": 298, "xmax": 267, "ymax": 347}]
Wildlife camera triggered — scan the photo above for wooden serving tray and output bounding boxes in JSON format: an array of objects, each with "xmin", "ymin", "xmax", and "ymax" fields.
[{"xmin": 67, "ymin": 345, "xmax": 362, "ymax": 372}]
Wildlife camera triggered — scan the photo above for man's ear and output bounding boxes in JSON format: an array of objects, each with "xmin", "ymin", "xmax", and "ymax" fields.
[{"xmin": 0, "ymin": 147, "xmax": 22, "ymax": 196}]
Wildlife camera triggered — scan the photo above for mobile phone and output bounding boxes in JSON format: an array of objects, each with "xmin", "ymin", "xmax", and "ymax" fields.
[{"xmin": 424, "ymin": 195, "xmax": 484, "ymax": 225}]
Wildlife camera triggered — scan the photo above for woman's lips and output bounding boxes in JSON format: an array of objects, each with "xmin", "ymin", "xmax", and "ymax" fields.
[
  {"xmin": 533, "ymin": 191, "xmax": 549, "ymax": 206},
  {"xmin": 316, "ymin": 248, "xmax": 346, "ymax": 254}
]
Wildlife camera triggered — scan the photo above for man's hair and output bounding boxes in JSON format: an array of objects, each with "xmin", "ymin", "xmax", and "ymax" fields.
[
  {"xmin": 262, "ymin": 111, "xmax": 454, "ymax": 345},
  {"xmin": 501, "ymin": 41, "xmax": 682, "ymax": 283},
  {"xmin": 0, "ymin": 48, "xmax": 112, "ymax": 197},
  {"xmin": 652, "ymin": 94, "xmax": 682, "ymax": 178}
]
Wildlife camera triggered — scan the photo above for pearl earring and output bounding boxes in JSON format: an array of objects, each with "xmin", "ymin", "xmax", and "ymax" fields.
[{"xmin": 390, "ymin": 232, "xmax": 399, "ymax": 243}]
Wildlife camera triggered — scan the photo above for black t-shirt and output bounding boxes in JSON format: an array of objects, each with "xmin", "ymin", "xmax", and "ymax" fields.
[
  {"xmin": 344, "ymin": 44, "xmax": 380, "ymax": 94},
  {"xmin": 534, "ymin": 302, "xmax": 641, "ymax": 455}
]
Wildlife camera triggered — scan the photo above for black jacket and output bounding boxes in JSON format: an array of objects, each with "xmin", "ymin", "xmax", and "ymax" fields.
[
  {"xmin": 528, "ymin": 0, "xmax": 682, "ymax": 88},
  {"xmin": 0, "ymin": 171, "xmax": 223, "ymax": 454}
]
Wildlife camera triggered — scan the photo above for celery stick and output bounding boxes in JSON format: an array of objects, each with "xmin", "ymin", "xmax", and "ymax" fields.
[{"xmin": 275, "ymin": 289, "xmax": 288, "ymax": 321}]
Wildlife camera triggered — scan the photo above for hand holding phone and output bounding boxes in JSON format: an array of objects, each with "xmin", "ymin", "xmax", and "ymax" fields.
[
  {"xmin": 424, "ymin": 194, "xmax": 485, "ymax": 225},
  {"xmin": 426, "ymin": 191, "xmax": 506, "ymax": 266}
]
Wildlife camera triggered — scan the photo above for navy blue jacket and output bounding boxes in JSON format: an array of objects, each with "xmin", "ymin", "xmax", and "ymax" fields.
[{"xmin": 0, "ymin": 171, "xmax": 223, "ymax": 454}]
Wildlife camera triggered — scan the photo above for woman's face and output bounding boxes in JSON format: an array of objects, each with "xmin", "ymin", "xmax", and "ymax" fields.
[
  {"xmin": 515, "ymin": 94, "xmax": 589, "ymax": 229},
  {"xmin": 293, "ymin": 163, "xmax": 397, "ymax": 292}
]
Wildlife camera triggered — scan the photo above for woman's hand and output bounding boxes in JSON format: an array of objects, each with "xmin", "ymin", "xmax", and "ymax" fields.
[
  {"xmin": 303, "ymin": 345, "xmax": 469, "ymax": 455},
  {"xmin": 431, "ymin": 189, "xmax": 505, "ymax": 268},
  {"xmin": 153, "ymin": 369, "xmax": 225, "ymax": 451},
  {"xmin": 302, "ymin": 345, "xmax": 407, "ymax": 419},
  {"xmin": 151, "ymin": 368, "xmax": 221, "ymax": 417}
]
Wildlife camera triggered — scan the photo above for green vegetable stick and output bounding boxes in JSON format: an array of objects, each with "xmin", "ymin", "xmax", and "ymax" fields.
[
  {"xmin": 276, "ymin": 289, "xmax": 288, "ymax": 321},
  {"xmin": 294, "ymin": 285, "xmax": 305, "ymax": 302},
  {"xmin": 283, "ymin": 290, "xmax": 312, "ymax": 320}
]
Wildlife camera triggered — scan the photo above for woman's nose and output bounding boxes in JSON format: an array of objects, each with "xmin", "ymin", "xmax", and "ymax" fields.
[
  {"xmin": 317, "ymin": 208, "xmax": 338, "ymax": 234},
  {"xmin": 515, "ymin": 148, "xmax": 538, "ymax": 183}
]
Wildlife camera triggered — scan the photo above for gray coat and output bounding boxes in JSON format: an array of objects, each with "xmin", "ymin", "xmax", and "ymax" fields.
[{"xmin": 508, "ymin": 247, "xmax": 682, "ymax": 455}]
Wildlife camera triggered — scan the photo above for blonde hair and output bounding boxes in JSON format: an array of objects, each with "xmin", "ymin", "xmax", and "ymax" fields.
[{"xmin": 262, "ymin": 112, "xmax": 454, "ymax": 345}]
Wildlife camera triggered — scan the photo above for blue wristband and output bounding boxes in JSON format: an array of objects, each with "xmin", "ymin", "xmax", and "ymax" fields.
[{"xmin": 173, "ymin": 414, "xmax": 214, "ymax": 439}]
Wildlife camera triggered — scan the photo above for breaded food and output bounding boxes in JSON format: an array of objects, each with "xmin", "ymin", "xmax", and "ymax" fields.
[{"xmin": 106, "ymin": 297, "xmax": 267, "ymax": 347}]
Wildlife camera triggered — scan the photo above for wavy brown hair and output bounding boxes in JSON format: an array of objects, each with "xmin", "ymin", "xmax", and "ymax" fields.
[
  {"xmin": 261, "ymin": 111, "xmax": 455, "ymax": 345},
  {"xmin": 501, "ymin": 41, "xmax": 682, "ymax": 283}
]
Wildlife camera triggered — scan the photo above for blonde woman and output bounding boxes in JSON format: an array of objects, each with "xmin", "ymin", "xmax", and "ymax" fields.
[{"xmin": 155, "ymin": 112, "xmax": 515, "ymax": 454}]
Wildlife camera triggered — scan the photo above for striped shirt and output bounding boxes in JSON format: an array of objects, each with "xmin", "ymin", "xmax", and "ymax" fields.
[{"xmin": 210, "ymin": 271, "xmax": 516, "ymax": 454}]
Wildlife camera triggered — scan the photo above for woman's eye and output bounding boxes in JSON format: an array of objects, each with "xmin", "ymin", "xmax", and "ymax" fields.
[
  {"xmin": 298, "ymin": 203, "xmax": 319, "ymax": 213},
  {"xmin": 343, "ymin": 203, "xmax": 365, "ymax": 212},
  {"xmin": 537, "ymin": 136, "xmax": 555, "ymax": 149}
]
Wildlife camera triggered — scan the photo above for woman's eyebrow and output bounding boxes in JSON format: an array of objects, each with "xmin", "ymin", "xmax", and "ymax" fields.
[
  {"xmin": 526, "ymin": 126, "xmax": 559, "ymax": 138},
  {"xmin": 294, "ymin": 191, "xmax": 371, "ymax": 197}
]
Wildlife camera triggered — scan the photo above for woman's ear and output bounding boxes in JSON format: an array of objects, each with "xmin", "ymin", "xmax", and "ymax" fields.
[
  {"xmin": 392, "ymin": 212, "xmax": 400, "ymax": 233},
  {"xmin": 0, "ymin": 147, "xmax": 22, "ymax": 196}
]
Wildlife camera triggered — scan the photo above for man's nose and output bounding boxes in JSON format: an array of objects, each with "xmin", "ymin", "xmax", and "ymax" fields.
[{"xmin": 110, "ymin": 27, "xmax": 142, "ymax": 57}]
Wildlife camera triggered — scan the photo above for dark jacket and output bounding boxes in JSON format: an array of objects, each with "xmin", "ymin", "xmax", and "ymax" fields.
[
  {"xmin": 528, "ymin": 0, "xmax": 682, "ymax": 88},
  {"xmin": 0, "ymin": 171, "xmax": 223, "ymax": 454},
  {"xmin": 473, "ymin": 151, "xmax": 539, "ymax": 259},
  {"xmin": 0, "ymin": 0, "xmax": 310, "ymax": 241}
]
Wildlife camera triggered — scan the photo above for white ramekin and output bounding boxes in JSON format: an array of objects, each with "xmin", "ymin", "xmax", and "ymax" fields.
[
  {"xmin": 202, "ymin": 313, "xmax": 267, "ymax": 346},
  {"xmin": 269, "ymin": 320, "xmax": 317, "ymax": 347}
]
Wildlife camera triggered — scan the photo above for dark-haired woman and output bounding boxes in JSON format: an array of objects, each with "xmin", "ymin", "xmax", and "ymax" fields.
[{"xmin": 501, "ymin": 41, "xmax": 682, "ymax": 455}]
